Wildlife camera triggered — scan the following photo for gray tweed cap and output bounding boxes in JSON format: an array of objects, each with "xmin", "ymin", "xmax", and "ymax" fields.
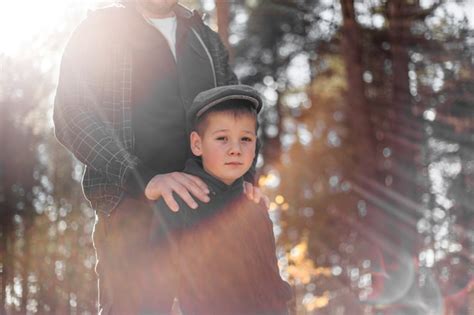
[{"xmin": 187, "ymin": 85, "xmax": 263, "ymax": 131}]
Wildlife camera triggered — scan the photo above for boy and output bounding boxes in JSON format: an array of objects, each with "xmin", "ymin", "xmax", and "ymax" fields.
[{"xmin": 151, "ymin": 85, "xmax": 292, "ymax": 314}]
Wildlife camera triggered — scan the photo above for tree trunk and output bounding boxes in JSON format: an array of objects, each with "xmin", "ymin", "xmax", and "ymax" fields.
[
  {"xmin": 0, "ymin": 97, "xmax": 12, "ymax": 314},
  {"xmin": 340, "ymin": 0, "xmax": 376, "ymax": 176},
  {"xmin": 216, "ymin": 0, "xmax": 232, "ymax": 61},
  {"xmin": 388, "ymin": 0, "xmax": 417, "ymax": 197},
  {"xmin": 0, "ymin": 210, "xmax": 11, "ymax": 314},
  {"xmin": 386, "ymin": 0, "xmax": 422, "ymax": 260},
  {"xmin": 20, "ymin": 213, "xmax": 33, "ymax": 314}
]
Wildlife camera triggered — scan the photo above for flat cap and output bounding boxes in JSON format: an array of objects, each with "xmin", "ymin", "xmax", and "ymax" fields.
[{"xmin": 187, "ymin": 85, "xmax": 263, "ymax": 130}]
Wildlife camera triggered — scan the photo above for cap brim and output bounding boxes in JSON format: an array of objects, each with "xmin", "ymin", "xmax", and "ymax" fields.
[{"xmin": 196, "ymin": 95, "xmax": 261, "ymax": 117}]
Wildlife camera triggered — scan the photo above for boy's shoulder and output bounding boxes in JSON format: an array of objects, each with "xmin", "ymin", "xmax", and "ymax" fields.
[{"xmin": 218, "ymin": 193, "xmax": 271, "ymax": 229}]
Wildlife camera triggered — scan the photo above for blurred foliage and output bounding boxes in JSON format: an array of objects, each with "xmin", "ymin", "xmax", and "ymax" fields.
[
  {"xmin": 234, "ymin": 0, "xmax": 474, "ymax": 314},
  {"xmin": 0, "ymin": 5, "xmax": 97, "ymax": 313},
  {"xmin": 1, "ymin": 0, "xmax": 474, "ymax": 314}
]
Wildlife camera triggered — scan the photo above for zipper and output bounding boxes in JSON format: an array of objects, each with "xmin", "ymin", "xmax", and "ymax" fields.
[{"xmin": 190, "ymin": 27, "xmax": 217, "ymax": 87}]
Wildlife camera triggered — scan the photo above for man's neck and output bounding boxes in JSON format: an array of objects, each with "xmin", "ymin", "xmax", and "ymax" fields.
[{"xmin": 137, "ymin": 5, "xmax": 176, "ymax": 19}]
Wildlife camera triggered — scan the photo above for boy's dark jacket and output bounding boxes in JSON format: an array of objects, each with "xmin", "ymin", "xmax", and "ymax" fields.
[
  {"xmin": 151, "ymin": 158, "xmax": 293, "ymax": 314},
  {"xmin": 53, "ymin": 3, "xmax": 240, "ymax": 215},
  {"xmin": 150, "ymin": 158, "xmax": 245, "ymax": 235}
]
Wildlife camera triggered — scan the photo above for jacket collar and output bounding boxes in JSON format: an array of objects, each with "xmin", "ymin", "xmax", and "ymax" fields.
[
  {"xmin": 121, "ymin": 3, "xmax": 197, "ymax": 51},
  {"xmin": 184, "ymin": 158, "xmax": 244, "ymax": 196},
  {"xmin": 122, "ymin": 1, "xmax": 195, "ymax": 20}
]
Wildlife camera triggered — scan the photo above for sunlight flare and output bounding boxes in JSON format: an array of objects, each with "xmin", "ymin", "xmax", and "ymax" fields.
[{"xmin": 0, "ymin": 0, "xmax": 93, "ymax": 56}]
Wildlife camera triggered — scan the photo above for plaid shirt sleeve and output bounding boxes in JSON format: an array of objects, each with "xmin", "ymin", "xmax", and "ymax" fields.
[{"xmin": 53, "ymin": 16, "xmax": 139, "ymax": 188}]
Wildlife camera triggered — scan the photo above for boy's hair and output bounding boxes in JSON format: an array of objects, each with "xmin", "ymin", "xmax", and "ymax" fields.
[{"xmin": 194, "ymin": 100, "xmax": 258, "ymax": 135}]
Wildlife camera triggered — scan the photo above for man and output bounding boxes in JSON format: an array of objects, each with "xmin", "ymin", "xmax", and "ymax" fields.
[{"xmin": 53, "ymin": 1, "xmax": 264, "ymax": 313}]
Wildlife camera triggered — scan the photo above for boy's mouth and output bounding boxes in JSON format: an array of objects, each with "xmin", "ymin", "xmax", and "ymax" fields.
[{"xmin": 225, "ymin": 162, "xmax": 243, "ymax": 166}]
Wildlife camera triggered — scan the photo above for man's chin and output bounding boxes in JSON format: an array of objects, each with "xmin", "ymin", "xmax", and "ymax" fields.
[{"xmin": 138, "ymin": 1, "xmax": 176, "ymax": 16}]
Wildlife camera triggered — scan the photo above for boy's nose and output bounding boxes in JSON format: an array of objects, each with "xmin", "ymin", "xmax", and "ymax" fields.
[{"xmin": 228, "ymin": 141, "xmax": 242, "ymax": 155}]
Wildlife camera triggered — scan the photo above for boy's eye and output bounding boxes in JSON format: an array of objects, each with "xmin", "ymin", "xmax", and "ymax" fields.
[
  {"xmin": 242, "ymin": 137, "xmax": 254, "ymax": 142},
  {"xmin": 216, "ymin": 136, "xmax": 227, "ymax": 141}
]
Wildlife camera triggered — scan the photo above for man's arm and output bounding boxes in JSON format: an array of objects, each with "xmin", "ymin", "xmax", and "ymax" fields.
[{"xmin": 53, "ymin": 14, "xmax": 143, "ymax": 190}]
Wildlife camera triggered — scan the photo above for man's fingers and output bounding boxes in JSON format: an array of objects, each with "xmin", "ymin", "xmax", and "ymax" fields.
[
  {"xmin": 144, "ymin": 172, "xmax": 210, "ymax": 211},
  {"xmin": 244, "ymin": 182, "xmax": 270, "ymax": 206},
  {"xmin": 184, "ymin": 173, "xmax": 210, "ymax": 194},
  {"xmin": 174, "ymin": 173, "xmax": 210, "ymax": 203},
  {"xmin": 162, "ymin": 191, "xmax": 180, "ymax": 212},
  {"xmin": 243, "ymin": 182, "xmax": 255, "ymax": 201},
  {"xmin": 173, "ymin": 184, "xmax": 198, "ymax": 209},
  {"xmin": 252, "ymin": 187, "xmax": 262, "ymax": 203},
  {"xmin": 144, "ymin": 175, "xmax": 162, "ymax": 200},
  {"xmin": 262, "ymin": 195, "xmax": 270, "ymax": 208}
]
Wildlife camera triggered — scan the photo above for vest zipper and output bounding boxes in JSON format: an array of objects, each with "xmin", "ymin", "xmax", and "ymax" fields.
[{"xmin": 190, "ymin": 27, "xmax": 217, "ymax": 87}]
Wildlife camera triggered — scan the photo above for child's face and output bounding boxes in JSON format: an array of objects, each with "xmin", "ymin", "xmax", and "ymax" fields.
[{"xmin": 190, "ymin": 112, "xmax": 257, "ymax": 185}]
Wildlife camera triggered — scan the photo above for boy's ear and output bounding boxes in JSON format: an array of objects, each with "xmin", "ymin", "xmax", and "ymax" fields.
[{"xmin": 190, "ymin": 131, "xmax": 203, "ymax": 156}]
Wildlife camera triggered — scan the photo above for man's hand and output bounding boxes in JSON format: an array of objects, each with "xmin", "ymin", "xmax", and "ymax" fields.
[
  {"xmin": 145, "ymin": 172, "xmax": 210, "ymax": 212},
  {"xmin": 243, "ymin": 182, "xmax": 270, "ymax": 208}
]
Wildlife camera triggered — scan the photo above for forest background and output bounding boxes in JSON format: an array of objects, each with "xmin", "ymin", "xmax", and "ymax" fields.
[{"xmin": 1, "ymin": 0, "xmax": 473, "ymax": 314}]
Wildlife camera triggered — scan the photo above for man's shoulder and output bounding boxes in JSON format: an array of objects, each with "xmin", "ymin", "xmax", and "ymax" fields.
[
  {"xmin": 175, "ymin": 3, "xmax": 199, "ymax": 20},
  {"xmin": 177, "ymin": 5, "xmax": 213, "ymax": 33},
  {"xmin": 82, "ymin": 4, "xmax": 129, "ymax": 28},
  {"xmin": 67, "ymin": 5, "xmax": 131, "ymax": 48}
]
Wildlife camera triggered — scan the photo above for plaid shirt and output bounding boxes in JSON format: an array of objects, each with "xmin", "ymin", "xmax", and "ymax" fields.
[{"xmin": 53, "ymin": 4, "xmax": 238, "ymax": 214}]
